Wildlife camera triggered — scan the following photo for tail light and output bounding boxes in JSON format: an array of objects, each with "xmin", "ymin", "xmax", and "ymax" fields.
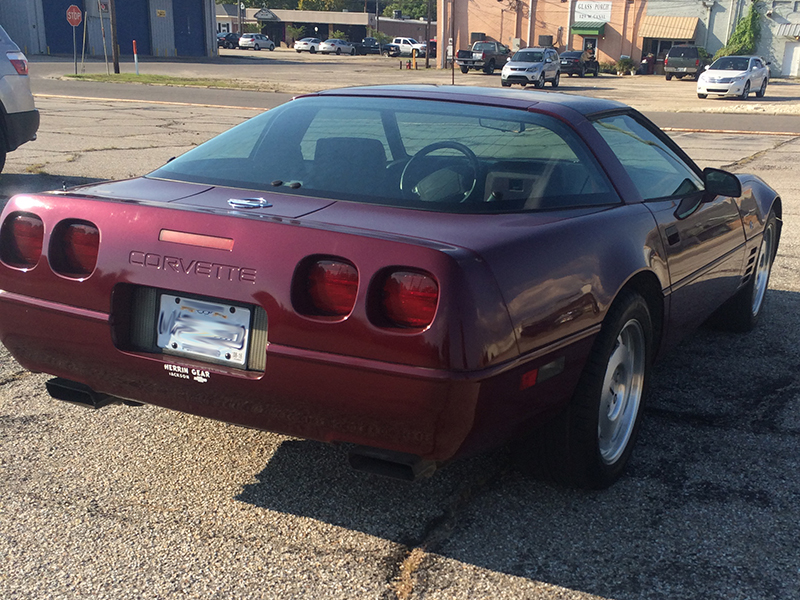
[
  {"xmin": 0, "ymin": 213, "xmax": 44, "ymax": 268},
  {"xmin": 381, "ymin": 270, "xmax": 439, "ymax": 329},
  {"xmin": 50, "ymin": 220, "xmax": 100, "ymax": 277},
  {"xmin": 695, "ymin": 59, "xmax": 700, "ymax": 67},
  {"xmin": 306, "ymin": 259, "xmax": 358, "ymax": 317},
  {"xmin": 7, "ymin": 51, "xmax": 28, "ymax": 76}
]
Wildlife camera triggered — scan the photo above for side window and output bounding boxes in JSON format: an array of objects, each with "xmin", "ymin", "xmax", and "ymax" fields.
[{"xmin": 593, "ymin": 114, "xmax": 704, "ymax": 200}]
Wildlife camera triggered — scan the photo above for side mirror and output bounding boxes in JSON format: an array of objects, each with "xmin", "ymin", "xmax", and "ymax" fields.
[
  {"xmin": 704, "ymin": 64, "xmax": 710, "ymax": 71},
  {"xmin": 703, "ymin": 167, "xmax": 742, "ymax": 198}
]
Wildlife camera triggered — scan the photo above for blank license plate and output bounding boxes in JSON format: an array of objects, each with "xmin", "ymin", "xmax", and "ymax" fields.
[
  {"xmin": 678, "ymin": 67, "xmax": 687, "ymax": 72},
  {"xmin": 157, "ymin": 294, "xmax": 251, "ymax": 367}
]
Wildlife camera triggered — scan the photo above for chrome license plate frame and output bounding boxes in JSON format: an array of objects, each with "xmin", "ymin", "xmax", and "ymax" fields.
[{"xmin": 157, "ymin": 293, "xmax": 252, "ymax": 367}]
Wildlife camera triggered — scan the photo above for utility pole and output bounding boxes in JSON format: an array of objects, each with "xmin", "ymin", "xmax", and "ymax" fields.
[
  {"xmin": 108, "ymin": 0, "xmax": 120, "ymax": 73},
  {"xmin": 425, "ymin": 0, "xmax": 431, "ymax": 68}
]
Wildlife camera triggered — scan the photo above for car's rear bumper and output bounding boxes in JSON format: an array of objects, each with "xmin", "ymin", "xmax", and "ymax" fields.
[
  {"xmin": 0, "ymin": 289, "xmax": 591, "ymax": 463},
  {"xmin": 2, "ymin": 108, "xmax": 39, "ymax": 151}
]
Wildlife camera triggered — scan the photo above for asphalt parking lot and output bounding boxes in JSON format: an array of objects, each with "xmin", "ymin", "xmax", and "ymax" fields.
[{"xmin": 1, "ymin": 57, "xmax": 800, "ymax": 599}]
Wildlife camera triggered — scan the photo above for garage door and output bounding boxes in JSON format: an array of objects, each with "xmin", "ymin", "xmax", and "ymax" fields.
[{"xmin": 173, "ymin": 0, "xmax": 206, "ymax": 56}]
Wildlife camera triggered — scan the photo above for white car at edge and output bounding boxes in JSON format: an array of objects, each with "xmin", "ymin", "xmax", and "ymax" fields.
[{"xmin": 697, "ymin": 55, "xmax": 770, "ymax": 100}]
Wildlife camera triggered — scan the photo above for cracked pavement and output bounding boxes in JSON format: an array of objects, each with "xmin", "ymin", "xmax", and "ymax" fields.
[{"xmin": 1, "ymin": 69, "xmax": 800, "ymax": 599}]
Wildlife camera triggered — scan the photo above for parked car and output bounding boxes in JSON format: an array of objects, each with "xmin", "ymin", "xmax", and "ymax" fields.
[
  {"xmin": 391, "ymin": 37, "xmax": 426, "ymax": 57},
  {"xmin": 501, "ymin": 47, "xmax": 560, "ymax": 88},
  {"xmin": 294, "ymin": 37, "xmax": 321, "ymax": 54},
  {"xmin": 0, "ymin": 25, "xmax": 39, "ymax": 174},
  {"xmin": 238, "ymin": 33, "xmax": 274, "ymax": 51},
  {"xmin": 697, "ymin": 55, "xmax": 770, "ymax": 99},
  {"xmin": 455, "ymin": 40, "xmax": 510, "ymax": 75},
  {"xmin": 319, "ymin": 39, "xmax": 355, "ymax": 56},
  {"xmin": 559, "ymin": 50, "xmax": 599, "ymax": 77},
  {"xmin": 216, "ymin": 32, "xmax": 239, "ymax": 49},
  {"xmin": 664, "ymin": 45, "xmax": 708, "ymax": 80},
  {"xmin": 351, "ymin": 37, "xmax": 382, "ymax": 55},
  {"xmin": 0, "ymin": 86, "xmax": 780, "ymax": 489}
]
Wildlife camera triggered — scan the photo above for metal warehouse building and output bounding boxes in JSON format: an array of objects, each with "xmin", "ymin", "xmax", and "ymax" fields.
[{"xmin": 0, "ymin": 0, "xmax": 217, "ymax": 57}]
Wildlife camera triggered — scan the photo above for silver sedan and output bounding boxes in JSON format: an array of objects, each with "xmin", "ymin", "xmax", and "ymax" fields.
[{"xmin": 319, "ymin": 39, "xmax": 355, "ymax": 55}]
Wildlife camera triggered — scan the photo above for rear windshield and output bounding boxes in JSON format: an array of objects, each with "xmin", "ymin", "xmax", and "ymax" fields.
[
  {"xmin": 149, "ymin": 95, "xmax": 617, "ymax": 213},
  {"xmin": 667, "ymin": 46, "xmax": 697, "ymax": 58}
]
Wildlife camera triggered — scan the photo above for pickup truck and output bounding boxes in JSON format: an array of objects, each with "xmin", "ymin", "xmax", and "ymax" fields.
[
  {"xmin": 390, "ymin": 37, "xmax": 426, "ymax": 57},
  {"xmin": 351, "ymin": 37, "xmax": 381, "ymax": 55},
  {"xmin": 456, "ymin": 41, "xmax": 510, "ymax": 75}
]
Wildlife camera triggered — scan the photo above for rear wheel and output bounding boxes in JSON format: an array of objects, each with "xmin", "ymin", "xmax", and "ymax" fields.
[
  {"xmin": 269, "ymin": 44, "xmax": 275, "ymax": 51},
  {"xmin": 516, "ymin": 290, "xmax": 653, "ymax": 489},
  {"xmin": 350, "ymin": 48, "xmax": 355, "ymax": 55},
  {"xmin": 460, "ymin": 65, "xmax": 469, "ymax": 74},
  {"xmin": 740, "ymin": 81, "xmax": 750, "ymax": 100},
  {"xmin": 310, "ymin": 46, "xmax": 316, "ymax": 54},
  {"xmin": 254, "ymin": 44, "xmax": 260, "ymax": 51},
  {"xmin": 755, "ymin": 78, "xmax": 767, "ymax": 98},
  {"xmin": 711, "ymin": 209, "xmax": 778, "ymax": 332},
  {"xmin": 484, "ymin": 60, "xmax": 495, "ymax": 75},
  {"xmin": 665, "ymin": 73, "xmax": 673, "ymax": 81}
]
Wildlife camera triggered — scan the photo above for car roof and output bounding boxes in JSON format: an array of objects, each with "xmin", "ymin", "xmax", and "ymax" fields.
[{"xmin": 312, "ymin": 85, "xmax": 627, "ymax": 117}]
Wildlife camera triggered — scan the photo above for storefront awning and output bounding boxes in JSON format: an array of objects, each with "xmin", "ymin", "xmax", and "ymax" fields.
[
  {"xmin": 777, "ymin": 23, "xmax": 800, "ymax": 38},
  {"xmin": 571, "ymin": 21, "xmax": 606, "ymax": 36},
  {"xmin": 638, "ymin": 16, "xmax": 699, "ymax": 40}
]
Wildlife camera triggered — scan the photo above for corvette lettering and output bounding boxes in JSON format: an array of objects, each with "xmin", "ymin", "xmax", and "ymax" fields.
[{"xmin": 129, "ymin": 251, "xmax": 256, "ymax": 283}]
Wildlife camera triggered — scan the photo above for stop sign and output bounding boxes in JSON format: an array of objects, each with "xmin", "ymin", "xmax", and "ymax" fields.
[{"xmin": 66, "ymin": 5, "xmax": 82, "ymax": 27}]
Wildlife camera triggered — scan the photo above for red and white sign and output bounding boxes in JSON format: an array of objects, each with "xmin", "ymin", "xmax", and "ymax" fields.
[{"xmin": 66, "ymin": 5, "xmax": 82, "ymax": 27}]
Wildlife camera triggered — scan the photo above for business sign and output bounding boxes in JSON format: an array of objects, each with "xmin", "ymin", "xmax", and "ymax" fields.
[{"xmin": 574, "ymin": 1, "xmax": 612, "ymax": 22}]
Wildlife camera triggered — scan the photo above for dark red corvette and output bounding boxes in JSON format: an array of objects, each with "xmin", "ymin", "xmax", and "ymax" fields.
[{"xmin": 0, "ymin": 86, "xmax": 781, "ymax": 488}]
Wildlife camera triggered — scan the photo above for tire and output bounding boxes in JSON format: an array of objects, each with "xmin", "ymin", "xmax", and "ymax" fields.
[
  {"xmin": 740, "ymin": 81, "xmax": 750, "ymax": 100},
  {"xmin": 551, "ymin": 71, "xmax": 560, "ymax": 88},
  {"xmin": 484, "ymin": 60, "xmax": 495, "ymax": 75},
  {"xmin": 310, "ymin": 46, "xmax": 316, "ymax": 54},
  {"xmin": 568, "ymin": 72, "xmax": 573, "ymax": 77},
  {"xmin": 579, "ymin": 66, "xmax": 585, "ymax": 78},
  {"xmin": 592, "ymin": 67, "xmax": 598, "ymax": 77},
  {"xmin": 460, "ymin": 65, "xmax": 469, "ymax": 74},
  {"xmin": 665, "ymin": 73, "xmax": 673, "ymax": 81},
  {"xmin": 710, "ymin": 210, "xmax": 778, "ymax": 332},
  {"xmin": 697, "ymin": 93, "xmax": 707, "ymax": 99},
  {"xmin": 535, "ymin": 73, "xmax": 545, "ymax": 89},
  {"xmin": 350, "ymin": 48, "xmax": 355, "ymax": 56},
  {"xmin": 296, "ymin": 49, "xmax": 301, "ymax": 53},
  {"xmin": 269, "ymin": 44, "xmax": 275, "ymax": 51},
  {"xmin": 254, "ymin": 44, "xmax": 260, "ymax": 51},
  {"xmin": 515, "ymin": 290, "xmax": 653, "ymax": 489},
  {"xmin": 335, "ymin": 48, "xmax": 341, "ymax": 55},
  {"xmin": 756, "ymin": 78, "xmax": 767, "ymax": 98},
  {"xmin": 501, "ymin": 81, "xmax": 512, "ymax": 87}
]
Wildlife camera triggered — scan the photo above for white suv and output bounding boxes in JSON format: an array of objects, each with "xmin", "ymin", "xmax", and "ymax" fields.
[
  {"xmin": 0, "ymin": 25, "xmax": 38, "ymax": 173},
  {"xmin": 238, "ymin": 33, "xmax": 275, "ymax": 51}
]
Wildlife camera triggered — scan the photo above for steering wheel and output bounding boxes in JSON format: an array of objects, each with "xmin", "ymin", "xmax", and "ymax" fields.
[{"xmin": 400, "ymin": 141, "xmax": 479, "ymax": 203}]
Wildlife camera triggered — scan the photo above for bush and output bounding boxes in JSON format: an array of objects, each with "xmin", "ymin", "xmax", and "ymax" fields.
[
  {"xmin": 599, "ymin": 61, "xmax": 617, "ymax": 74},
  {"xmin": 616, "ymin": 57, "xmax": 636, "ymax": 73},
  {"xmin": 331, "ymin": 30, "xmax": 347, "ymax": 40},
  {"xmin": 714, "ymin": 1, "xmax": 761, "ymax": 59}
]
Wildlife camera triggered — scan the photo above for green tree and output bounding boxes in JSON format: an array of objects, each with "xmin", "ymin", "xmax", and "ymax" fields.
[
  {"xmin": 714, "ymin": 0, "xmax": 762, "ymax": 59},
  {"xmin": 298, "ymin": 0, "xmax": 349, "ymax": 10},
  {"xmin": 381, "ymin": 0, "xmax": 435, "ymax": 21}
]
